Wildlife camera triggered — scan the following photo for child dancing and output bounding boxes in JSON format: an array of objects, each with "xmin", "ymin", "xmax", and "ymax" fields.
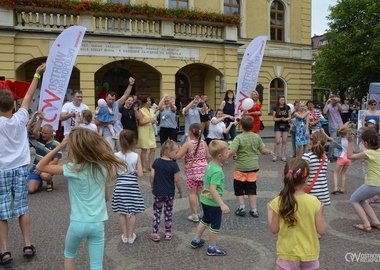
[
  {"xmin": 150, "ymin": 140, "xmax": 183, "ymax": 241},
  {"xmin": 112, "ymin": 130, "xmax": 145, "ymax": 244}
]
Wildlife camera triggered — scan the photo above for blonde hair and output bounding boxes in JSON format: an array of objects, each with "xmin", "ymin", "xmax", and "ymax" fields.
[
  {"xmin": 208, "ymin": 140, "xmax": 228, "ymax": 159},
  {"xmin": 160, "ymin": 139, "xmax": 179, "ymax": 157},
  {"xmin": 66, "ymin": 128, "xmax": 127, "ymax": 183},
  {"xmin": 338, "ymin": 122, "xmax": 353, "ymax": 137}
]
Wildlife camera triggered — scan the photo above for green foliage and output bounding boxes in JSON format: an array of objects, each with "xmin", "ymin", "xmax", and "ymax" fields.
[{"xmin": 314, "ymin": 0, "xmax": 380, "ymax": 98}]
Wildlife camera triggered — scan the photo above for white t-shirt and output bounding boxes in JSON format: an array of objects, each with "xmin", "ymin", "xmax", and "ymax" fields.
[
  {"xmin": 61, "ymin": 102, "xmax": 89, "ymax": 136},
  {"xmin": 207, "ymin": 117, "xmax": 225, "ymax": 139},
  {"xmin": 79, "ymin": 123, "xmax": 97, "ymax": 132},
  {"xmin": 0, "ymin": 108, "xmax": 30, "ymax": 170}
]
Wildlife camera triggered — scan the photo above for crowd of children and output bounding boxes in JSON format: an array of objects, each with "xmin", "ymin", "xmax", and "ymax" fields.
[{"xmin": 3, "ymin": 70, "xmax": 380, "ymax": 269}]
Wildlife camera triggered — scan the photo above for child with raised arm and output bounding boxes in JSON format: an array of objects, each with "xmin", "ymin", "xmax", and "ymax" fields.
[
  {"xmin": 112, "ymin": 130, "xmax": 145, "ymax": 244},
  {"xmin": 0, "ymin": 63, "xmax": 45, "ymax": 265},
  {"xmin": 150, "ymin": 140, "xmax": 183, "ymax": 241},
  {"xmin": 302, "ymin": 131, "xmax": 331, "ymax": 205},
  {"xmin": 176, "ymin": 123, "xmax": 210, "ymax": 222},
  {"xmin": 36, "ymin": 128, "xmax": 127, "ymax": 269},
  {"xmin": 190, "ymin": 140, "xmax": 230, "ymax": 256},
  {"xmin": 74, "ymin": 109, "xmax": 97, "ymax": 132},
  {"xmin": 268, "ymin": 158, "xmax": 326, "ymax": 270},
  {"xmin": 228, "ymin": 115, "xmax": 274, "ymax": 218}
]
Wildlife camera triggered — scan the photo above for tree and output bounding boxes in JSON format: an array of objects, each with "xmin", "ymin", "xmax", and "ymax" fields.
[{"xmin": 314, "ymin": 0, "xmax": 380, "ymax": 99}]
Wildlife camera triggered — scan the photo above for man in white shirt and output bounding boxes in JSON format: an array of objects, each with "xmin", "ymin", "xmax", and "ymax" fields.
[{"xmin": 60, "ymin": 90, "xmax": 89, "ymax": 136}]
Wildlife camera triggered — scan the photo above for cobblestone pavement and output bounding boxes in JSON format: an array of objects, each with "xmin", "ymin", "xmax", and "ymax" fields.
[{"xmin": 2, "ymin": 140, "xmax": 380, "ymax": 270}]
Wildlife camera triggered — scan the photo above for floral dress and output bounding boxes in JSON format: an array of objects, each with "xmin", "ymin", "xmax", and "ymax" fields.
[{"xmin": 295, "ymin": 117, "xmax": 308, "ymax": 146}]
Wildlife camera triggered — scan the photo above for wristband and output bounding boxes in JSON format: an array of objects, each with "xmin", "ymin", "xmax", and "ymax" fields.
[{"xmin": 34, "ymin": 73, "xmax": 41, "ymax": 79}]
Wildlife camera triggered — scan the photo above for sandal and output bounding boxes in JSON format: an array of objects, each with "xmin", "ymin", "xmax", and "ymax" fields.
[
  {"xmin": 339, "ymin": 188, "xmax": 345, "ymax": 194},
  {"xmin": 150, "ymin": 233, "xmax": 160, "ymax": 242},
  {"xmin": 353, "ymin": 224, "xmax": 371, "ymax": 232},
  {"xmin": 23, "ymin": 245, "xmax": 36, "ymax": 258},
  {"xmin": 0, "ymin": 252, "xmax": 13, "ymax": 266},
  {"xmin": 46, "ymin": 182, "xmax": 53, "ymax": 192},
  {"xmin": 331, "ymin": 189, "xmax": 339, "ymax": 194},
  {"xmin": 370, "ymin": 223, "xmax": 380, "ymax": 230},
  {"xmin": 164, "ymin": 233, "xmax": 172, "ymax": 240}
]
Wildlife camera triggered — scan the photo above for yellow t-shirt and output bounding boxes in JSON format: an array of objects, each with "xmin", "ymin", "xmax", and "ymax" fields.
[
  {"xmin": 364, "ymin": 149, "xmax": 380, "ymax": 186},
  {"xmin": 270, "ymin": 194, "xmax": 322, "ymax": 262}
]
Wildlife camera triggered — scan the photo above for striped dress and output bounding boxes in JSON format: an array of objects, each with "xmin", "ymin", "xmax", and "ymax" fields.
[
  {"xmin": 112, "ymin": 151, "xmax": 145, "ymax": 214},
  {"xmin": 302, "ymin": 152, "xmax": 331, "ymax": 205}
]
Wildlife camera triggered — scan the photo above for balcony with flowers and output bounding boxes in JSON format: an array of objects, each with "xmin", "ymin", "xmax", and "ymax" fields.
[{"xmin": 0, "ymin": 0, "xmax": 241, "ymax": 42}]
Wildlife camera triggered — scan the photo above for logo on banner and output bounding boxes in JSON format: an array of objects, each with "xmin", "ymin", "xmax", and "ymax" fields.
[{"xmin": 39, "ymin": 26, "xmax": 86, "ymax": 130}]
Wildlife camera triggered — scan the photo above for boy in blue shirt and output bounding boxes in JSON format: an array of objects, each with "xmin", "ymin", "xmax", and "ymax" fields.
[{"xmin": 190, "ymin": 140, "xmax": 230, "ymax": 256}]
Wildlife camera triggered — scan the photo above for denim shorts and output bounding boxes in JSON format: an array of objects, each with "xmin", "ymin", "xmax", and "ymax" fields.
[{"xmin": 274, "ymin": 124, "xmax": 290, "ymax": 133}]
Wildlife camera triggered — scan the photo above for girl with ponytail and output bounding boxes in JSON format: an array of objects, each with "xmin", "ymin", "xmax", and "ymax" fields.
[{"xmin": 268, "ymin": 158, "xmax": 326, "ymax": 270}]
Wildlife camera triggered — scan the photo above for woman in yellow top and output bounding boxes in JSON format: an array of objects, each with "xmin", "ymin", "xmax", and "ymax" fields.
[
  {"xmin": 267, "ymin": 158, "xmax": 326, "ymax": 270},
  {"xmin": 137, "ymin": 96, "xmax": 157, "ymax": 172},
  {"xmin": 347, "ymin": 128, "xmax": 380, "ymax": 232}
]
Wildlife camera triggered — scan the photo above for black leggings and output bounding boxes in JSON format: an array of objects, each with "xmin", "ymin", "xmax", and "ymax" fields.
[{"xmin": 159, "ymin": 127, "xmax": 178, "ymax": 145}]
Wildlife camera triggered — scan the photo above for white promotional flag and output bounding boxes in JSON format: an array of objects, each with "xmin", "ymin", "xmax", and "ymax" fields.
[
  {"xmin": 234, "ymin": 36, "xmax": 267, "ymax": 119},
  {"xmin": 38, "ymin": 26, "xmax": 86, "ymax": 130}
]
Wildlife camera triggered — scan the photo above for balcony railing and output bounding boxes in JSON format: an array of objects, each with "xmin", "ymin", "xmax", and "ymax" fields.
[{"xmin": 0, "ymin": 7, "xmax": 237, "ymax": 42}]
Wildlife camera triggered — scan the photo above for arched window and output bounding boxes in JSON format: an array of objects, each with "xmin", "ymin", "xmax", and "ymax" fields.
[
  {"xmin": 270, "ymin": 1, "xmax": 285, "ymax": 41},
  {"xmin": 224, "ymin": 0, "xmax": 240, "ymax": 15},
  {"xmin": 270, "ymin": 78, "xmax": 285, "ymax": 110},
  {"xmin": 169, "ymin": 0, "xmax": 188, "ymax": 8}
]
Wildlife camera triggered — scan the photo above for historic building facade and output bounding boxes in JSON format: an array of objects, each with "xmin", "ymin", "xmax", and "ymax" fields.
[{"xmin": 0, "ymin": 0, "xmax": 312, "ymax": 125}]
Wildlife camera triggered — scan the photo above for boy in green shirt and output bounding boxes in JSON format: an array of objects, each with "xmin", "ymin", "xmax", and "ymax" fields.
[
  {"xmin": 190, "ymin": 140, "xmax": 230, "ymax": 256},
  {"xmin": 228, "ymin": 115, "xmax": 274, "ymax": 218}
]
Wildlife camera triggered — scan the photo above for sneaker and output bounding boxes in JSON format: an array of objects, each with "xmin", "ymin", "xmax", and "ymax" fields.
[
  {"xmin": 197, "ymin": 211, "xmax": 203, "ymax": 218},
  {"xmin": 128, "ymin": 233, "xmax": 136, "ymax": 244},
  {"xmin": 249, "ymin": 210, "xmax": 259, "ymax": 218},
  {"xmin": 188, "ymin": 214, "xmax": 199, "ymax": 222},
  {"xmin": 272, "ymin": 156, "xmax": 277, "ymax": 162},
  {"xmin": 190, "ymin": 238, "xmax": 205, "ymax": 248},
  {"xmin": 207, "ymin": 247, "xmax": 227, "ymax": 256},
  {"xmin": 235, "ymin": 208, "xmax": 246, "ymax": 217},
  {"xmin": 281, "ymin": 157, "xmax": 287, "ymax": 162},
  {"xmin": 164, "ymin": 233, "xmax": 172, "ymax": 240},
  {"xmin": 150, "ymin": 233, "xmax": 160, "ymax": 242},
  {"xmin": 121, "ymin": 234, "xmax": 128, "ymax": 244}
]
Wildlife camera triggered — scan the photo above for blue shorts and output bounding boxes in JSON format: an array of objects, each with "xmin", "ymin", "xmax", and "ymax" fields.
[
  {"xmin": 0, "ymin": 165, "xmax": 29, "ymax": 219},
  {"xmin": 274, "ymin": 125, "xmax": 290, "ymax": 133},
  {"xmin": 29, "ymin": 165, "xmax": 42, "ymax": 182},
  {"xmin": 200, "ymin": 203, "xmax": 222, "ymax": 233}
]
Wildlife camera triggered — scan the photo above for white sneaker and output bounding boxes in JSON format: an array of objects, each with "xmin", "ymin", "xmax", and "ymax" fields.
[
  {"xmin": 128, "ymin": 233, "xmax": 136, "ymax": 244},
  {"xmin": 121, "ymin": 234, "xmax": 128, "ymax": 244},
  {"xmin": 281, "ymin": 157, "xmax": 287, "ymax": 162},
  {"xmin": 188, "ymin": 214, "xmax": 199, "ymax": 222},
  {"xmin": 272, "ymin": 156, "xmax": 277, "ymax": 162}
]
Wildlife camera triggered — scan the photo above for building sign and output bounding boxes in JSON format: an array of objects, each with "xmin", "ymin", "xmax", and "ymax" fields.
[{"xmin": 77, "ymin": 42, "xmax": 200, "ymax": 60}]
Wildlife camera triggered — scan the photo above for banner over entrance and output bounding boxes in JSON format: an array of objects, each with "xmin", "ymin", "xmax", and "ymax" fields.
[
  {"xmin": 234, "ymin": 36, "xmax": 267, "ymax": 119},
  {"xmin": 38, "ymin": 26, "xmax": 86, "ymax": 130}
]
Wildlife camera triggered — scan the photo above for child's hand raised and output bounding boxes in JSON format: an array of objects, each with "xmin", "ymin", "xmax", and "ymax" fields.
[{"xmin": 221, "ymin": 204, "xmax": 230, "ymax": 214}]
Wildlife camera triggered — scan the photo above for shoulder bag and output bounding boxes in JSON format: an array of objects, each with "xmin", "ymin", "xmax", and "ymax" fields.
[{"xmin": 304, "ymin": 154, "xmax": 326, "ymax": 194}]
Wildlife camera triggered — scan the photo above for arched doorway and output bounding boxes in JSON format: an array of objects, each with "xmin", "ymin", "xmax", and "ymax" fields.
[
  {"xmin": 97, "ymin": 68, "xmax": 134, "ymax": 101},
  {"xmin": 175, "ymin": 72, "xmax": 190, "ymax": 108}
]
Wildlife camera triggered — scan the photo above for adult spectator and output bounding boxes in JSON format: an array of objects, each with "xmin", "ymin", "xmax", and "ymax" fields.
[
  {"xmin": 137, "ymin": 96, "xmax": 157, "ymax": 172},
  {"xmin": 307, "ymin": 100, "xmax": 324, "ymax": 134},
  {"xmin": 198, "ymin": 94, "xmax": 211, "ymax": 138},
  {"xmin": 219, "ymin": 90, "xmax": 236, "ymax": 141},
  {"xmin": 60, "ymin": 90, "xmax": 89, "ymax": 137},
  {"xmin": 350, "ymin": 98, "xmax": 361, "ymax": 122},
  {"xmin": 28, "ymin": 111, "xmax": 61, "ymax": 193},
  {"xmin": 95, "ymin": 77, "xmax": 135, "ymax": 151},
  {"xmin": 119, "ymin": 95, "xmax": 140, "ymax": 138},
  {"xmin": 175, "ymin": 94, "xmax": 182, "ymax": 114},
  {"xmin": 244, "ymin": 90, "xmax": 262, "ymax": 133},
  {"xmin": 206, "ymin": 109, "xmax": 235, "ymax": 145},
  {"xmin": 361, "ymin": 99, "xmax": 380, "ymax": 132},
  {"xmin": 150, "ymin": 97, "xmax": 159, "ymax": 136},
  {"xmin": 289, "ymin": 100, "xmax": 300, "ymax": 158},
  {"xmin": 158, "ymin": 94, "xmax": 177, "ymax": 144},
  {"xmin": 323, "ymin": 95, "xmax": 343, "ymax": 162},
  {"xmin": 182, "ymin": 95, "xmax": 206, "ymax": 142},
  {"xmin": 341, "ymin": 99, "xmax": 351, "ymax": 123},
  {"xmin": 272, "ymin": 95, "xmax": 291, "ymax": 162}
]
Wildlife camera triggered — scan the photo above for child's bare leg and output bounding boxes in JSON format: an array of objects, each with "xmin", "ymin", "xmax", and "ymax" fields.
[
  {"xmin": 340, "ymin": 165, "xmax": 349, "ymax": 192},
  {"xmin": 196, "ymin": 188, "xmax": 203, "ymax": 212},
  {"xmin": 140, "ymin": 148, "xmax": 147, "ymax": 171},
  {"xmin": 194, "ymin": 223, "xmax": 207, "ymax": 238},
  {"xmin": 208, "ymin": 231, "xmax": 218, "ymax": 246},
  {"xmin": 98, "ymin": 125, "xmax": 104, "ymax": 136},
  {"xmin": 248, "ymin": 194, "xmax": 257, "ymax": 210},
  {"xmin": 296, "ymin": 145, "xmax": 301, "ymax": 157},
  {"xmin": 118, "ymin": 214, "xmax": 128, "ymax": 239},
  {"xmin": 188, "ymin": 189, "xmax": 199, "ymax": 215},
  {"xmin": 127, "ymin": 214, "xmax": 136, "ymax": 239},
  {"xmin": 332, "ymin": 165, "xmax": 341, "ymax": 192},
  {"xmin": 148, "ymin": 148, "xmax": 156, "ymax": 170},
  {"xmin": 107, "ymin": 124, "xmax": 116, "ymax": 138}
]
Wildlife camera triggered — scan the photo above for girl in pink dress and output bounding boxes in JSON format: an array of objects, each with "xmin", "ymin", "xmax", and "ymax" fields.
[
  {"xmin": 245, "ymin": 90, "xmax": 262, "ymax": 133},
  {"xmin": 176, "ymin": 123, "xmax": 210, "ymax": 222}
]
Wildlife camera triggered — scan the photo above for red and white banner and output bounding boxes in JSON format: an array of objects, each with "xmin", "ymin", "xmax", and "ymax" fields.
[
  {"xmin": 38, "ymin": 26, "xmax": 86, "ymax": 130},
  {"xmin": 234, "ymin": 36, "xmax": 267, "ymax": 118}
]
